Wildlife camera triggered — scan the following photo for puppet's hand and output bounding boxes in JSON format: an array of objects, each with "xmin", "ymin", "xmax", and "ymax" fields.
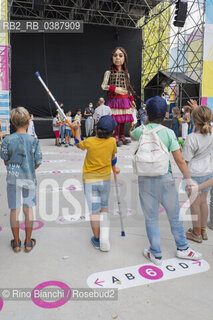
[{"xmin": 115, "ymin": 87, "xmax": 128, "ymax": 95}]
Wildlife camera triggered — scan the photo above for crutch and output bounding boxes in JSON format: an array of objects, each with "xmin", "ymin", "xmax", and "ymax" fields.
[{"xmin": 112, "ymin": 165, "xmax": 125, "ymax": 237}]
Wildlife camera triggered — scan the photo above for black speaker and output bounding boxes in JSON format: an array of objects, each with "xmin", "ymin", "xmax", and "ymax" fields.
[
  {"xmin": 32, "ymin": 0, "xmax": 45, "ymax": 12},
  {"xmin": 173, "ymin": 0, "xmax": 188, "ymax": 28}
]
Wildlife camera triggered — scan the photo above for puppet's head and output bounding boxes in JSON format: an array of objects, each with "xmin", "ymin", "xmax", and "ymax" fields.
[
  {"xmin": 111, "ymin": 47, "xmax": 128, "ymax": 70},
  {"xmin": 110, "ymin": 47, "xmax": 136, "ymax": 97}
]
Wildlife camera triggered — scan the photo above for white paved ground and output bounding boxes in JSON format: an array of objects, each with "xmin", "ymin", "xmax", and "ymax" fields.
[{"xmin": 0, "ymin": 139, "xmax": 212, "ymax": 319}]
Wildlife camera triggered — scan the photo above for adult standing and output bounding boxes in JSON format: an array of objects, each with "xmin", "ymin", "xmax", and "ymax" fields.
[
  {"xmin": 101, "ymin": 47, "xmax": 136, "ymax": 146},
  {"xmin": 84, "ymin": 102, "xmax": 95, "ymax": 138},
  {"xmin": 93, "ymin": 97, "xmax": 112, "ymax": 127}
]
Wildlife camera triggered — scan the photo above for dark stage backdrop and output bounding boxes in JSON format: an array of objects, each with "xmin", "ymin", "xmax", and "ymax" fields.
[{"xmin": 11, "ymin": 25, "xmax": 142, "ymax": 117}]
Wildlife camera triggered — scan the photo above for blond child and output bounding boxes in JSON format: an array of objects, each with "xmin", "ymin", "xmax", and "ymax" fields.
[{"xmin": 0, "ymin": 107, "xmax": 42, "ymax": 252}]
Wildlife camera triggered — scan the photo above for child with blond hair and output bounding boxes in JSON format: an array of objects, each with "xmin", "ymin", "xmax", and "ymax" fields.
[{"xmin": 0, "ymin": 107, "xmax": 42, "ymax": 252}]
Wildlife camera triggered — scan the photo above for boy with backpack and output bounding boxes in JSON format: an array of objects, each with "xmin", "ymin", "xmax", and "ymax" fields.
[{"xmin": 131, "ymin": 96, "xmax": 202, "ymax": 265}]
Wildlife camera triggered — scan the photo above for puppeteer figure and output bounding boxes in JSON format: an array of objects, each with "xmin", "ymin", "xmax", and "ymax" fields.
[{"xmin": 101, "ymin": 47, "xmax": 136, "ymax": 146}]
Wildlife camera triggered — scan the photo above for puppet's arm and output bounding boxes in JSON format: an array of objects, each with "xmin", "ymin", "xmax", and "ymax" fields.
[{"xmin": 101, "ymin": 70, "xmax": 111, "ymax": 91}]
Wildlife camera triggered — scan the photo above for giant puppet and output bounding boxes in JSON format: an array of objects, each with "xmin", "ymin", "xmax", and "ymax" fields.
[{"xmin": 101, "ymin": 47, "xmax": 136, "ymax": 146}]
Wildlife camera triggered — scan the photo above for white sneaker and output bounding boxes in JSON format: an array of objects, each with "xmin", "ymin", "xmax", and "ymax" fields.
[
  {"xmin": 100, "ymin": 238, "xmax": 110, "ymax": 252},
  {"xmin": 100, "ymin": 226, "xmax": 110, "ymax": 251},
  {"xmin": 143, "ymin": 249, "xmax": 162, "ymax": 266},
  {"xmin": 100, "ymin": 212, "xmax": 110, "ymax": 252},
  {"xmin": 176, "ymin": 247, "xmax": 202, "ymax": 260}
]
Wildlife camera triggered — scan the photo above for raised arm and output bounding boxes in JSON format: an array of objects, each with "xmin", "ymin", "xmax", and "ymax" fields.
[{"xmin": 187, "ymin": 99, "xmax": 198, "ymax": 110}]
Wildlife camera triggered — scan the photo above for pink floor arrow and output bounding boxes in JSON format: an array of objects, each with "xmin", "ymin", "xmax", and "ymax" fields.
[
  {"xmin": 193, "ymin": 261, "xmax": 201, "ymax": 266},
  {"xmin": 94, "ymin": 278, "xmax": 105, "ymax": 287}
]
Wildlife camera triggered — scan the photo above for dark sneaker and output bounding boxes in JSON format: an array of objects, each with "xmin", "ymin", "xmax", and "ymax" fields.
[{"xmin": 91, "ymin": 236, "xmax": 100, "ymax": 250}]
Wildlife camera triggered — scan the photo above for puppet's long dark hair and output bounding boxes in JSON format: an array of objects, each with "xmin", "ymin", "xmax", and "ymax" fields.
[{"xmin": 110, "ymin": 47, "xmax": 136, "ymax": 98}]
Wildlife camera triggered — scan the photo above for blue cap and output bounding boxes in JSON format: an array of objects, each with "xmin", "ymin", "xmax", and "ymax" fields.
[
  {"xmin": 97, "ymin": 115, "xmax": 117, "ymax": 132},
  {"xmin": 146, "ymin": 96, "xmax": 167, "ymax": 117}
]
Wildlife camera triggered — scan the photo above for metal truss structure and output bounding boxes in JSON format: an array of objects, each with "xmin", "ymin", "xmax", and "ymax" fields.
[
  {"xmin": 10, "ymin": 0, "xmax": 163, "ymax": 29},
  {"xmin": 140, "ymin": 0, "xmax": 205, "ymax": 105},
  {"xmin": 9, "ymin": 0, "xmax": 205, "ymax": 106}
]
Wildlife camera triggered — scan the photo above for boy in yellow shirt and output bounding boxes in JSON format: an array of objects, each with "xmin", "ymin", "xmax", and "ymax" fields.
[{"xmin": 75, "ymin": 116, "xmax": 119, "ymax": 251}]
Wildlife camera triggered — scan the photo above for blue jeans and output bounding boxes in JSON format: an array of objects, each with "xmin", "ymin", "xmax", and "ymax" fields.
[
  {"xmin": 191, "ymin": 174, "xmax": 213, "ymax": 192},
  {"xmin": 7, "ymin": 184, "xmax": 36, "ymax": 209},
  {"xmin": 65, "ymin": 129, "xmax": 72, "ymax": 136},
  {"xmin": 59, "ymin": 126, "xmax": 65, "ymax": 143},
  {"xmin": 138, "ymin": 172, "xmax": 188, "ymax": 257},
  {"xmin": 84, "ymin": 180, "xmax": 111, "ymax": 213}
]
